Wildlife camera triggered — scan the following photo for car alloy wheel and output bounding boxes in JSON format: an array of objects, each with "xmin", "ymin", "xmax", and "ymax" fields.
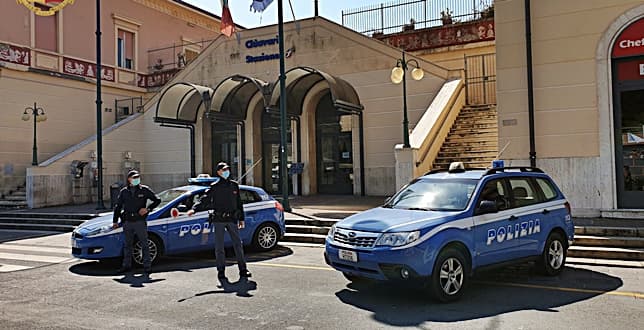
[
  {"xmin": 256, "ymin": 224, "xmax": 278, "ymax": 250},
  {"xmin": 539, "ymin": 232, "xmax": 567, "ymax": 276},
  {"xmin": 439, "ymin": 257, "xmax": 464, "ymax": 296},
  {"xmin": 133, "ymin": 238, "xmax": 158, "ymax": 265},
  {"xmin": 431, "ymin": 247, "xmax": 468, "ymax": 302},
  {"xmin": 548, "ymin": 240, "xmax": 564, "ymax": 270}
]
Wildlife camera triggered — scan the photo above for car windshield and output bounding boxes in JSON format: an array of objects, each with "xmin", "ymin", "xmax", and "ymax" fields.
[
  {"xmin": 149, "ymin": 189, "xmax": 189, "ymax": 211},
  {"xmin": 385, "ymin": 178, "xmax": 478, "ymax": 211}
]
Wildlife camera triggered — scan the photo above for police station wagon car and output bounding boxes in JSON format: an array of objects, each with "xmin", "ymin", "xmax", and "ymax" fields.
[
  {"xmin": 324, "ymin": 163, "xmax": 574, "ymax": 302},
  {"xmin": 72, "ymin": 176, "xmax": 285, "ymax": 265}
]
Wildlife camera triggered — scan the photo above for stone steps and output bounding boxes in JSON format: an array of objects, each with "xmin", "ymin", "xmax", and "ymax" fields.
[
  {"xmin": 568, "ymin": 246, "xmax": 644, "ymax": 261},
  {"xmin": 574, "ymin": 235, "xmax": 644, "ymax": 248},
  {"xmin": 0, "ymin": 212, "xmax": 95, "ymax": 232}
]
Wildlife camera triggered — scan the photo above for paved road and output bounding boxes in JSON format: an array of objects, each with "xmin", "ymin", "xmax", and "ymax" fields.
[{"xmin": 0, "ymin": 231, "xmax": 642, "ymax": 330}]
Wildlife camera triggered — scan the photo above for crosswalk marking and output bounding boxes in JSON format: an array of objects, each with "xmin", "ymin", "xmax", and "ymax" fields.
[
  {"xmin": 0, "ymin": 252, "xmax": 73, "ymax": 264},
  {"xmin": 0, "ymin": 264, "xmax": 33, "ymax": 272},
  {"xmin": 0, "ymin": 244, "xmax": 71, "ymax": 255}
]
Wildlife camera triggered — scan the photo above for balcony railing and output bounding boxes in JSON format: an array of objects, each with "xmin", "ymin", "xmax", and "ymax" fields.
[{"xmin": 342, "ymin": 0, "xmax": 494, "ymax": 36}]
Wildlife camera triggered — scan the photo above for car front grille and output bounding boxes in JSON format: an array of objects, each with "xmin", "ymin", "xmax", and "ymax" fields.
[{"xmin": 333, "ymin": 229, "xmax": 379, "ymax": 248}]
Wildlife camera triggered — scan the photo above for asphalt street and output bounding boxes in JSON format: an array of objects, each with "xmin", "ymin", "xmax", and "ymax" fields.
[{"xmin": 0, "ymin": 231, "xmax": 642, "ymax": 330}]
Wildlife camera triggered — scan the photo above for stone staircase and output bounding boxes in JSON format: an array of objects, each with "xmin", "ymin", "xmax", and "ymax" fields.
[
  {"xmin": 433, "ymin": 105, "xmax": 498, "ymax": 169},
  {"xmin": 0, "ymin": 212, "xmax": 93, "ymax": 232},
  {"xmin": 0, "ymin": 184, "xmax": 27, "ymax": 209}
]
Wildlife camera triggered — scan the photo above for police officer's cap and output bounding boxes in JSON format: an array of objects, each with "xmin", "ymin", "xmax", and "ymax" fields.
[
  {"xmin": 216, "ymin": 162, "xmax": 230, "ymax": 171},
  {"xmin": 127, "ymin": 170, "xmax": 140, "ymax": 178}
]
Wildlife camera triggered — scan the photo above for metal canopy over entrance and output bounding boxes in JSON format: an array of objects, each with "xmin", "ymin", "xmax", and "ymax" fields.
[
  {"xmin": 155, "ymin": 82, "xmax": 213, "ymax": 177},
  {"xmin": 269, "ymin": 67, "xmax": 364, "ymax": 114},
  {"xmin": 155, "ymin": 82, "xmax": 213, "ymax": 124},
  {"xmin": 208, "ymin": 75, "xmax": 270, "ymax": 121}
]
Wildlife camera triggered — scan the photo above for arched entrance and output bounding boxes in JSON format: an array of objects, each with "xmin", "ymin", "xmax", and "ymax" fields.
[
  {"xmin": 208, "ymin": 75, "xmax": 270, "ymax": 183},
  {"xmin": 611, "ymin": 17, "xmax": 644, "ymax": 208}
]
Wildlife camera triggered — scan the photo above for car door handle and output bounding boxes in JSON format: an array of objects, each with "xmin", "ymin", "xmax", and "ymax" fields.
[
  {"xmin": 542, "ymin": 209, "xmax": 550, "ymax": 215},
  {"xmin": 509, "ymin": 215, "xmax": 518, "ymax": 221}
]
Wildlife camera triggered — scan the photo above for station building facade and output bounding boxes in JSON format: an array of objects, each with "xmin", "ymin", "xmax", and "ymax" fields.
[
  {"xmin": 0, "ymin": 0, "xmax": 224, "ymax": 198},
  {"xmin": 496, "ymin": 0, "xmax": 644, "ymax": 216}
]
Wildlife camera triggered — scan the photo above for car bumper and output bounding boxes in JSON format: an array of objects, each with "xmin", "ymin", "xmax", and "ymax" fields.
[
  {"xmin": 324, "ymin": 239, "xmax": 435, "ymax": 281},
  {"xmin": 71, "ymin": 233, "xmax": 123, "ymax": 260}
]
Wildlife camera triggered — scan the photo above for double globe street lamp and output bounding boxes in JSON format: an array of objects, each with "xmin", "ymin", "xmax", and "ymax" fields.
[
  {"xmin": 391, "ymin": 52, "xmax": 424, "ymax": 148},
  {"xmin": 22, "ymin": 103, "xmax": 47, "ymax": 166}
]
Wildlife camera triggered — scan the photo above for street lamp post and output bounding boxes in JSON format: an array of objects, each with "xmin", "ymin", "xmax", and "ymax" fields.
[
  {"xmin": 277, "ymin": 0, "xmax": 291, "ymax": 211},
  {"xmin": 391, "ymin": 52, "xmax": 424, "ymax": 148},
  {"xmin": 95, "ymin": 0, "xmax": 105, "ymax": 209},
  {"xmin": 21, "ymin": 103, "xmax": 47, "ymax": 166}
]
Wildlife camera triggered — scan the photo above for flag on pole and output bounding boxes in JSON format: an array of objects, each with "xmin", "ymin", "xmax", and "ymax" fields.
[
  {"xmin": 250, "ymin": 0, "xmax": 275, "ymax": 13},
  {"xmin": 220, "ymin": 0, "xmax": 235, "ymax": 37}
]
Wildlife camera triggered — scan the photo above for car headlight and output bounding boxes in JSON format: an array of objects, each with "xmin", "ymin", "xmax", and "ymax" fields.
[
  {"xmin": 375, "ymin": 231, "xmax": 420, "ymax": 247},
  {"xmin": 86, "ymin": 225, "xmax": 113, "ymax": 237},
  {"xmin": 327, "ymin": 224, "xmax": 336, "ymax": 239}
]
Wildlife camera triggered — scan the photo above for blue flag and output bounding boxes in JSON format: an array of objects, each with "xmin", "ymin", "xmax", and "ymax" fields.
[{"xmin": 251, "ymin": 0, "xmax": 275, "ymax": 13}]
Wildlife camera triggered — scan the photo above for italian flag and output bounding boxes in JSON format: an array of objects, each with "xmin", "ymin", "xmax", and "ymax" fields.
[{"xmin": 220, "ymin": 0, "xmax": 235, "ymax": 37}]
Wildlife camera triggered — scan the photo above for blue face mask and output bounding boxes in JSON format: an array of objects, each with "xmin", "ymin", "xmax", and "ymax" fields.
[
  {"xmin": 221, "ymin": 170, "xmax": 230, "ymax": 179},
  {"xmin": 131, "ymin": 178, "xmax": 141, "ymax": 186}
]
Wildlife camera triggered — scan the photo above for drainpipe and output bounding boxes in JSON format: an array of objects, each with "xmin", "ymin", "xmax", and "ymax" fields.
[{"xmin": 524, "ymin": 0, "xmax": 537, "ymax": 167}]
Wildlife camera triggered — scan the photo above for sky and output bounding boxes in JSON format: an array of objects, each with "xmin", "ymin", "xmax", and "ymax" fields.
[{"xmin": 184, "ymin": 0, "xmax": 386, "ymax": 28}]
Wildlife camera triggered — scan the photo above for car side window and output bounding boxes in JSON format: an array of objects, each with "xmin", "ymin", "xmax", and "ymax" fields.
[
  {"xmin": 478, "ymin": 179, "xmax": 510, "ymax": 211},
  {"xmin": 535, "ymin": 178, "xmax": 557, "ymax": 201},
  {"xmin": 240, "ymin": 189, "xmax": 261, "ymax": 205},
  {"xmin": 508, "ymin": 178, "xmax": 540, "ymax": 207}
]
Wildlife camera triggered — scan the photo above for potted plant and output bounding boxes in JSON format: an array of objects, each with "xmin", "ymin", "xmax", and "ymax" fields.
[{"xmin": 441, "ymin": 8, "xmax": 453, "ymax": 25}]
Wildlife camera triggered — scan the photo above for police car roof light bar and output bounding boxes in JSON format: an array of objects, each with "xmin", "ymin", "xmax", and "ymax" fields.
[{"xmin": 424, "ymin": 167, "xmax": 489, "ymax": 176}]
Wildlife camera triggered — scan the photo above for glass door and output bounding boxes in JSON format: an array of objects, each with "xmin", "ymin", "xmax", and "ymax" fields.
[
  {"xmin": 213, "ymin": 122, "xmax": 240, "ymax": 179},
  {"xmin": 316, "ymin": 93, "xmax": 353, "ymax": 195},
  {"xmin": 261, "ymin": 113, "xmax": 293, "ymax": 195},
  {"xmin": 614, "ymin": 87, "xmax": 644, "ymax": 208}
]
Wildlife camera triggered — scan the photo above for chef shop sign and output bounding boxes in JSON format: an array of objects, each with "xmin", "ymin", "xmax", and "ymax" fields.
[{"xmin": 244, "ymin": 36, "xmax": 294, "ymax": 63}]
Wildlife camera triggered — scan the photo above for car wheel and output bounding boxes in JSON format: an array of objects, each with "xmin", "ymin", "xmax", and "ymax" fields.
[
  {"xmin": 430, "ymin": 247, "xmax": 468, "ymax": 303},
  {"xmin": 252, "ymin": 223, "xmax": 279, "ymax": 251},
  {"xmin": 133, "ymin": 235, "xmax": 161, "ymax": 266},
  {"xmin": 538, "ymin": 232, "xmax": 567, "ymax": 276}
]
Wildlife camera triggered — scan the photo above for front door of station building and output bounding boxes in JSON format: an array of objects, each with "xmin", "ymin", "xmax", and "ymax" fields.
[
  {"xmin": 212, "ymin": 122, "xmax": 240, "ymax": 180},
  {"xmin": 612, "ymin": 18, "xmax": 644, "ymax": 209},
  {"xmin": 316, "ymin": 92, "xmax": 354, "ymax": 195}
]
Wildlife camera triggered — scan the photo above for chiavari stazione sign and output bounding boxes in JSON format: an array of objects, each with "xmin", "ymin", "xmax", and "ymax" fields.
[{"xmin": 17, "ymin": 0, "xmax": 75, "ymax": 16}]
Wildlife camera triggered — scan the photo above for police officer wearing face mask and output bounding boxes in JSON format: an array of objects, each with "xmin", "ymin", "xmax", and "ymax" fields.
[
  {"xmin": 188, "ymin": 162, "xmax": 251, "ymax": 280},
  {"xmin": 112, "ymin": 170, "xmax": 161, "ymax": 274}
]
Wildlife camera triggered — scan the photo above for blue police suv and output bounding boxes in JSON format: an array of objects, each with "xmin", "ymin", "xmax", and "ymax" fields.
[
  {"xmin": 72, "ymin": 176, "xmax": 285, "ymax": 265},
  {"xmin": 325, "ymin": 163, "xmax": 574, "ymax": 302}
]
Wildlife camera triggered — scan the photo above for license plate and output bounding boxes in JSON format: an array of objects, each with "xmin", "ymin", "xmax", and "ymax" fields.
[{"xmin": 338, "ymin": 249, "xmax": 358, "ymax": 262}]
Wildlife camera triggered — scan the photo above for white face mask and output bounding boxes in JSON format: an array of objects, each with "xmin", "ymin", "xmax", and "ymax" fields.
[
  {"xmin": 221, "ymin": 170, "xmax": 230, "ymax": 179},
  {"xmin": 131, "ymin": 178, "xmax": 141, "ymax": 186}
]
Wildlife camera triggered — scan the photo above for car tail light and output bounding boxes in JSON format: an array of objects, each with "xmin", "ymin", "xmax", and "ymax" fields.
[
  {"xmin": 564, "ymin": 201, "xmax": 571, "ymax": 215},
  {"xmin": 275, "ymin": 201, "xmax": 284, "ymax": 212}
]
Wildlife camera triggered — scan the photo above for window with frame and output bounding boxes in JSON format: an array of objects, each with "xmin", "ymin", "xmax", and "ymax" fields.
[
  {"xmin": 535, "ymin": 178, "xmax": 558, "ymax": 201},
  {"xmin": 508, "ymin": 178, "xmax": 540, "ymax": 207},
  {"xmin": 240, "ymin": 189, "xmax": 261, "ymax": 204},
  {"xmin": 117, "ymin": 29, "xmax": 135, "ymax": 69},
  {"xmin": 34, "ymin": 5, "xmax": 58, "ymax": 52},
  {"xmin": 477, "ymin": 179, "xmax": 511, "ymax": 211}
]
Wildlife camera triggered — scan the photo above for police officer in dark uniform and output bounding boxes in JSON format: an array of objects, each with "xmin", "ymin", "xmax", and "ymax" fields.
[
  {"xmin": 188, "ymin": 162, "xmax": 251, "ymax": 280},
  {"xmin": 112, "ymin": 170, "xmax": 161, "ymax": 274}
]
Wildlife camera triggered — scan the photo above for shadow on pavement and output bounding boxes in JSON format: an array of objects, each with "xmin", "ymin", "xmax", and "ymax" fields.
[
  {"xmin": 335, "ymin": 264, "xmax": 623, "ymax": 326},
  {"xmin": 0, "ymin": 230, "xmax": 62, "ymax": 244},
  {"xmin": 113, "ymin": 273, "xmax": 166, "ymax": 288},
  {"xmin": 68, "ymin": 245, "xmax": 293, "ymax": 277},
  {"xmin": 177, "ymin": 277, "xmax": 257, "ymax": 302}
]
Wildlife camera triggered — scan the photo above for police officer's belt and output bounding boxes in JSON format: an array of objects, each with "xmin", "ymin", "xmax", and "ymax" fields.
[{"xmin": 209, "ymin": 211, "xmax": 235, "ymax": 222}]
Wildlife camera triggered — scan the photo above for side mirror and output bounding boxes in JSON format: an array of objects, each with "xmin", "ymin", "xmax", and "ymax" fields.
[
  {"xmin": 177, "ymin": 204, "xmax": 188, "ymax": 212},
  {"xmin": 477, "ymin": 200, "xmax": 498, "ymax": 215}
]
